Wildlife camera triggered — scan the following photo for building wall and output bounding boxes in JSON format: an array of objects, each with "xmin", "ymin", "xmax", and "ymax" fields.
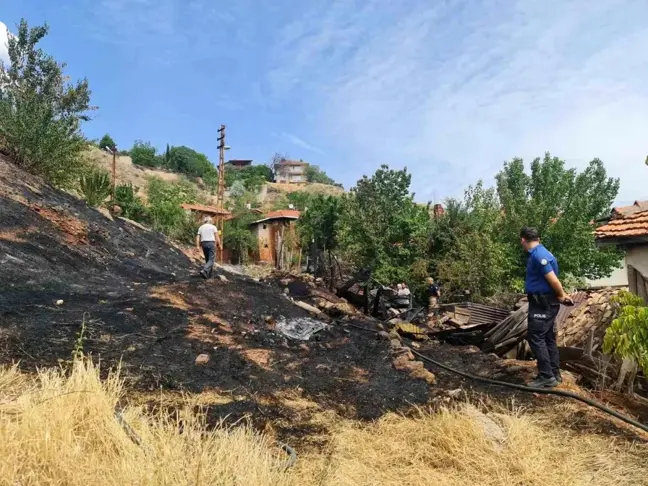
[
  {"xmin": 586, "ymin": 256, "xmax": 628, "ymax": 288},
  {"xmin": 626, "ymin": 246, "xmax": 648, "ymax": 278},
  {"xmin": 275, "ymin": 165, "xmax": 307, "ymax": 183}
]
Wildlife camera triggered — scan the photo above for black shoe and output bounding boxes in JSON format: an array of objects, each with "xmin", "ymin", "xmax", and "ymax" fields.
[
  {"xmin": 528, "ymin": 376, "xmax": 558, "ymax": 388},
  {"xmin": 554, "ymin": 373, "xmax": 563, "ymax": 384}
]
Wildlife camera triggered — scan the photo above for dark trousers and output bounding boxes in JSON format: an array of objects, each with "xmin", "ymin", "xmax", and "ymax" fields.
[
  {"xmin": 527, "ymin": 302, "xmax": 560, "ymax": 379},
  {"xmin": 201, "ymin": 241, "xmax": 216, "ymax": 278}
]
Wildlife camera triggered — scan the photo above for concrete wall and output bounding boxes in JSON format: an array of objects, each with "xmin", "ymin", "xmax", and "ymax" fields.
[
  {"xmin": 586, "ymin": 256, "xmax": 628, "ymax": 288},
  {"xmin": 627, "ymin": 246, "xmax": 648, "ymax": 278},
  {"xmin": 275, "ymin": 165, "xmax": 307, "ymax": 183}
]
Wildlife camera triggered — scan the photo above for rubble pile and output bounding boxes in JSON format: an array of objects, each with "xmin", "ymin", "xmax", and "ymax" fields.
[{"xmin": 557, "ymin": 288, "xmax": 621, "ymax": 352}]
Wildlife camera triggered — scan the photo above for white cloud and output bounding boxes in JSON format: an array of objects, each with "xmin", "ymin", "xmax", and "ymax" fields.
[
  {"xmin": 0, "ymin": 21, "xmax": 9, "ymax": 64},
  {"xmin": 283, "ymin": 132, "xmax": 323, "ymax": 154},
  {"xmin": 267, "ymin": 0, "xmax": 648, "ymax": 204}
]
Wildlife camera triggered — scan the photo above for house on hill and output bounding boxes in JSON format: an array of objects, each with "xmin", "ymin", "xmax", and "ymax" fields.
[
  {"xmin": 274, "ymin": 159, "xmax": 308, "ymax": 184},
  {"xmin": 249, "ymin": 209, "xmax": 301, "ymax": 267},
  {"xmin": 225, "ymin": 159, "xmax": 253, "ymax": 170},
  {"xmin": 595, "ymin": 200, "xmax": 648, "ymax": 303}
]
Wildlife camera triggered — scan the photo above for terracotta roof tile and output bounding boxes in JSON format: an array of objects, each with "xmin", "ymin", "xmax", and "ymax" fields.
[
  {"xmin": 596, "ymin": 210, "xmax": 648, "ymax": 239},
  {"xmin": 612, "ymin": 200, "xmax": 648, "ymax": 216}
]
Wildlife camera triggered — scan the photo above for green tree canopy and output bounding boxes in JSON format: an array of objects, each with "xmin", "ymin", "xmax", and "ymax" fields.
[
  {"xmin": 130, "ymin": 140, "xmax": 158, "ymax": 168},
  {"xmin": 305, "ymin": 165, "xmax": 337, "ymax": 185},
  {"xmin": 225, "ymin": 164, "xmax": 273, "ymax": 192},
  {"xmin": 496, "ymin": 153, "xmax": 622, "ymax": 282},
  {"xmin": 167, "ymin": 145, "xmax": 215, "ymax": 178},
  {"xmin": 99, "ymin": 134, "xmax": 116, "ymax": 150},
  {"xmin": 146, "ymin": 177, "xmax": 197, "ymax": 241},
  {"xmin": 0, "ymin": 19, "xmax": 94, "ymax": 188},
  {"xmin": 339, "ymin": 165, "xmax": 430, "ymax": 285},
  {"xmin": 432, "ymin": 182, "xmax": 511, "ymax": 298}
]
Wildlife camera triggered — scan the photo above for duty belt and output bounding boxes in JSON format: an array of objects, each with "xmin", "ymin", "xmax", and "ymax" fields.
[{"xmin": 527, "ymin": 293, "xmax": 557, "ymax": 309}]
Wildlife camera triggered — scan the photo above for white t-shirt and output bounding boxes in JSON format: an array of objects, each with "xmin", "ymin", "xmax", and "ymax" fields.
[{"xmin": 197, "ymin": 223, "xmax": 218, "ymax": 243}]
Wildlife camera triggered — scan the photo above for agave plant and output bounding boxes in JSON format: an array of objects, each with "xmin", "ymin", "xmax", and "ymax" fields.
[{"xmin": 79, "ymin": 169, "xmax": 111, "ymax": 207}]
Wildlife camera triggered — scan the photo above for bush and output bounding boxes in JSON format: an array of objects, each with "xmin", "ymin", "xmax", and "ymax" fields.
[
  {"xmin": 167, "ymin": 145, "xmax": 215, "ymax": 178},
  {"xmin": 130, "ymin": 141, "xmax": 158, "ymax": 168},
  {"xmin": 305, "ymin": 165, "xmax": 336, "ymax": 185},
  {"xmin": 114, "ymin": 183, "xmax": 148, "ymax": 222},
  {"xmin": 225, "ymin": 165, "xmax": 273, "ymax": 192},
  {"xmin": 147, "ymin": 177, "xmax": 197, "ymax": 242},
  {"xmin": 603, "ymin": 290, "xmax": 648, "ymax": 374},
  {"xmin": 0, "ymin": 19, "xmax": 94, "ymax": 188},
  {"xmin": 98, "ymin": 134, "xmax": 116, "ymax": 151},
  {"xmin": 79, "ymin": 169, "xmax": 111, "ymax": 207}
]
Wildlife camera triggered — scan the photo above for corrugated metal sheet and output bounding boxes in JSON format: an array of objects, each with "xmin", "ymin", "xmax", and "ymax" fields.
[
  {"xmin": 555, "ymin": 291, "xmax": 588, "ymax": 328},
  {"xmin": 457, "ymin": 303, "xmax": 511, "ymax": 326}
]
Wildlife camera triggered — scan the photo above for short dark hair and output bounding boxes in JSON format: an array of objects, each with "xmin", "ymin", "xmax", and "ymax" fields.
[{"xmin": 520, "ymin": 227, "xmax": 540, "ymax": 241}]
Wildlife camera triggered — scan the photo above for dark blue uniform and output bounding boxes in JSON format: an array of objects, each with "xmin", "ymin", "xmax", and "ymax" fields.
[{"xmin": 525, "ymin": 244, "xmax": 561, "ymax": 380}]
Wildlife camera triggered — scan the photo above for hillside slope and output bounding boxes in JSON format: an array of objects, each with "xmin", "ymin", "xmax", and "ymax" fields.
[
  {"xmin": 87, "ymin": 147, "xmax": 218, "ymax": 205},
  {"xmin": 0, "ymin": 155, "xmax": 429, "ymax": 422},
  {"xmin": 0, "ymin": 153, "xmax": 191, "ymax": 293}
]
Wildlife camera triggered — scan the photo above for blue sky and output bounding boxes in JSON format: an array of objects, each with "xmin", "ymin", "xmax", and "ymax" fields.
[{"xmin": 2, "ymin": 1, "xmax": 648, "ymax": 205}]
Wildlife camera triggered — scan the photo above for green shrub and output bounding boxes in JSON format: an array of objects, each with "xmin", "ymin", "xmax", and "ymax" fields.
[
  {"xmin": 79, "ymin": 169, "xmax": 111, "ymax": 207},
  {"xmin": 99, "ymin": 134, "xmax": 116, "ymax": 151},
  {"xmin": 0, "ymin": 19, "xmax": 94, "ymax": 188},
  {"xmin": 604, "ymin": 291, "xmax": 648, "ymax": 374},
  {"xmin": 130, "ymin": 141, "xmax": 158, "ymax": 168},
  {"xmin": 147, "ymin": 177, "xmax": 197, "ymax": 242},
  {"xmin": 114, "ymin": 183, "xmax": 148, "ymax": 222}
]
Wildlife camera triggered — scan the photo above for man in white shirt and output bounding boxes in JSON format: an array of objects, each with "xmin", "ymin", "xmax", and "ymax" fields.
[{"xmin": 196, "ymin": 216, "xmax": 221, "ymax": 279}]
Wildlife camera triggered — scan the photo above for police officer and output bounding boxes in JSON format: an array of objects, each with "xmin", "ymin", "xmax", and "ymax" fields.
[{"xmin": 520, "ymin": 227, "xmax": 573, "ymax": 388}]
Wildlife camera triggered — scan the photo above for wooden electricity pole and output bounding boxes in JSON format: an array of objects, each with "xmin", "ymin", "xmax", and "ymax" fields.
[{"xmin": 217, "ymin": 125, "xmax": 226, "ymax": 263}]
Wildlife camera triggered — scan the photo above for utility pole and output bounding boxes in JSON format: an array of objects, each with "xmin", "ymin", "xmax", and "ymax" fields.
[
  {"xmin": 217, "ymin": 125, "xmax": 226, "ymax": 263},
  {"xmin": 111, "ymin": 147, "xmax": 117, "ymax": 202},
  {"xmin": 104, "ymin": 145, "xmax": 117, "ymax": 203}
]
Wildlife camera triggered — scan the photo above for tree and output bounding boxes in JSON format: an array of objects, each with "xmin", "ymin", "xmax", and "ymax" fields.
[
  {"xmin": 305, "ymin": 165, "xmax": 337, "ymax": 185},
  {"xmin": 79, "ymin": 168, "xmax": 111, "ymax": 207},
  {"xmin": 0, "ymin": 19, "xmax": 94, "ymax": 188},
  {"xmin": 496, "ymin": 153, "xmax": 622, "ymax": 284},
  {"xmin": 229, "ymin": 180, "xmax": 246, "ymax": 198},
  {"xmin": 146, "ymin": 177, "xmax": 197, "ymax": 242},
  {"xmin": 225, "ymin": 164, "xmax": 273, "ymax": 192},
  {"xmin": 99, "ymin": 134, "xmax": 116, "ymax": 150},
  {"xmin": 297, "ymin": 195, "xmax": 341, "ymax": 281},
  {"xmin": 432, "ymin": 182, "xmax": 513, "ymax": 298},
  {"xmin": 338, "ymin": 165, "xmax": 431, "ymax": 286},
  {"xmin": 223, "ymin": 195, "xmax": 258, "ymax": 264},
  {"xmin": 167, "ymin": 145, "xmax": 215, "ymax": 178},
  {"xmin": 130, "ymin": 140, "xmax": 158, "ymax": 168}
]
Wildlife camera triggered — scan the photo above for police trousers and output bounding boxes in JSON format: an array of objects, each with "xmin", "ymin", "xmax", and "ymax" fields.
[{"xmin": 527, "ymin": 301, "xmax": 560, "ymax": 379}]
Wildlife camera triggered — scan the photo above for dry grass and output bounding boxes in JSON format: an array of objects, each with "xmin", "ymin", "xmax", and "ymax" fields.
[
  {"xmin": 2, "ymin": 361, "xmax": 647, "ymax": 486},
  {"xmin": 294, "ymin": 405, "xmax": 648, "ymax": 486},
  {"xmin": 0, "ymin": 361, "xmax": 294, "ymax": 486}
]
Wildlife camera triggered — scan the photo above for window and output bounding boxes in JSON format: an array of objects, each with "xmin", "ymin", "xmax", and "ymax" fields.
[{"xmin": 263, "ymin": 224, "xmax": 267, "ymax": 229}]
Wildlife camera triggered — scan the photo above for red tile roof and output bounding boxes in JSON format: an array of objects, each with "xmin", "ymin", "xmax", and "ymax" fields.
[
  {"xmin": 596, "ymin": 210, "xmax": 648, "ymax": 239},
  {"xmin": 181, "ymin": 203, "xmax": 231, "ymax": 216},
  {"xmin": 612, "ymin": 200, "xmax": 648, "ymax": 216}
]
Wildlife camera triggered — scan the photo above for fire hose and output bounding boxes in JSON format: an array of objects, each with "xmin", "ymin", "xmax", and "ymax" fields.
[{"xmin": 341, "ymin": 321, "xmax": 648, "ymax": 436}]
